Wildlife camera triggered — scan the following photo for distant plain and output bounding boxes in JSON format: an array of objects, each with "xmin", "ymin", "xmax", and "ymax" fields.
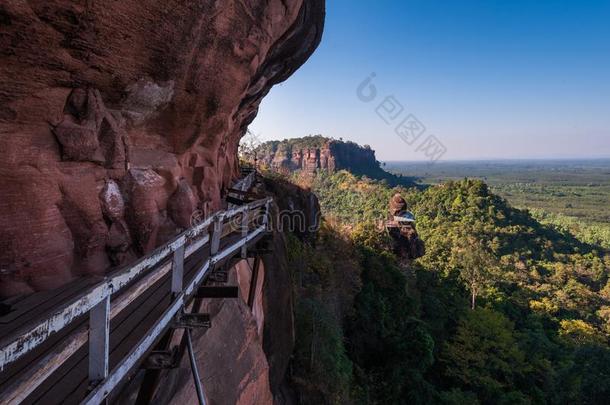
[{"xmin": 387, "ymin": 159, "xmax": 610, "ymax": 247}]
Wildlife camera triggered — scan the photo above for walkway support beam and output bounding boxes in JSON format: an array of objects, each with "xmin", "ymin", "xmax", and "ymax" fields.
[
  {"xmin": 247, "ymin": 257, "xmax": 261, "ymax": 309},
  {"xmin": 186, "ymin": 328, "xmax": 206, "ymax": 405}
]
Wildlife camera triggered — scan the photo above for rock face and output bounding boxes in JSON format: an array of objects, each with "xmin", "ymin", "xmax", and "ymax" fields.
[
  {"xmin": 387, "ymin": 193, "xmax": 426, "ymax": 260},
  {"xmin": 255, "ymin": 136, "xmax": 418, "ymax": 187},
  {"xmin": 0, "ymin": 0, "xmax": 325, "ymax": 296},
  {"xmin": 263, "ymin": 176, "xmax": 321, "ymax": 242},
  {"xmin": 149, "ymin": 188, "xmax": 318, "ymax": 404},
  {"xmin": 160, "ymin": 264, "xmax": 275, "ymax": 405},
  {"xmin": 257, "ymin": 136, "xmax": 379, "ymax": 176}
]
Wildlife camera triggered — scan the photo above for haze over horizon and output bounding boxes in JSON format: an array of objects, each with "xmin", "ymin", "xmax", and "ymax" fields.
[{"xmin": 250, "ymin": 0, "xmax": 610, "ymax": 162}]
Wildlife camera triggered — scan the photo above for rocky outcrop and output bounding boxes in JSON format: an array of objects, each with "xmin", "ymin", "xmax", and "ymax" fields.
[
  {"xmin": 263, "ymin": 176, "xmax": 321, "ymax": 242},
  {"xmin": 0, "ymin": 0, "xmax": 325, "ymax": 297},
  {"xmin": 257, "ymin": 136, "xmax": 377, "ymax": 176},
  {"xmin": 255, "ymin": 136, "xmax": 415, "ymax": 186},
  {"xmin": 387, "ymin": 193, "xmax": 425, "ymax": 260},
  {"xmin": 268, "ymin": 145, "xmax": 336, "ymax": 175}
]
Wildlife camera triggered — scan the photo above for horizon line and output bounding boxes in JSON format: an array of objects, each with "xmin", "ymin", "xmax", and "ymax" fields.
[{"xmin": 382, "ymin": 157, "xmax": 610, "ymax": 163}]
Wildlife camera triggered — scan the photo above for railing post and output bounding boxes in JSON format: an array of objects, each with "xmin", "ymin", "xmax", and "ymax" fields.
[
  {"xmin": 262, "ymin": 200, "xmax": 271, "ymax": 227},
  {"xmin": 241, "ymin": 212, "xmax": 249, "ymax": 258},
  {"xmin": 171, "ymin": 244, "xmax": 185, "ymax": 294},
  {"xmin": 211, "ymin": 216, "xmax": 223, "ymax": 256},
  {"xmin": 89, "ymin": 294, "xmax": 110, "ymax": 383}
]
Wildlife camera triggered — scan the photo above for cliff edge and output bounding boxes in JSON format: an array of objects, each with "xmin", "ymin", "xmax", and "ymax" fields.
[
  {"xmin": 0, "ymin": 0, "xmax": 324, "ymax": 297},
  {"xmin": 254, "ymin": 135, "xmax": 416, "ymax": 186}
]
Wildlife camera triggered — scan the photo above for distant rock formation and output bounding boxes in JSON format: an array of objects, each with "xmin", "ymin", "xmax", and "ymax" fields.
[
  {"xmin": 386, "ymin": 193, "xmax": 425, "ymax": 260},
  {"xmin": 254, "ymin": 136, "xmax": 416, "ymax": 186},
  {"xmin": 0, "ymin": 0, "xmax": 324, "ymax": 296}
]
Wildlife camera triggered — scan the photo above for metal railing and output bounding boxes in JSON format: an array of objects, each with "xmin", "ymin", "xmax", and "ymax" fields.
[{"xmin": 0, "ymin": 172, "xmax": 271, "ymax": 404}]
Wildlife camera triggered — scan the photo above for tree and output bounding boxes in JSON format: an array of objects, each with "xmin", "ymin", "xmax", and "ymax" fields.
[
  {"xmin": 293, "ymin": 299, "xmax": 353, "ymax": 403},
  {"xmin": 347, "ymin": 247, "xmax": 435, "ymax": 403},
  {"xmin": 238, "ymin": 129, "xmax": 262, "ymax": 163},
  {"xmin": 441, "ymin": 308, "xmax": 527, "ymax": 402},
  {"xmin": 451, "ymin": 237, "xmax": 497, "ymax": 309},
  {"xmin": 559, "ymin": 319, "xmax": 606, "ymax": 346}
]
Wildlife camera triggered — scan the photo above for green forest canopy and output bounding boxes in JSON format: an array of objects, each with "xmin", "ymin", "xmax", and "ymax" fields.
[{"xmin": 284, "ymin": 169, "xmax": 610, "ymax": 404}]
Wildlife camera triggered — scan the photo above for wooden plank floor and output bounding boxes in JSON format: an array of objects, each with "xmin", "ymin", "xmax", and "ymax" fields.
[
  {"xmin": 0, "ymin": 228, "xmax": 265, "ymax": 404},
  {"xmin": 0, "ymin": 277, "xmax": 102, "ymax": 388}
]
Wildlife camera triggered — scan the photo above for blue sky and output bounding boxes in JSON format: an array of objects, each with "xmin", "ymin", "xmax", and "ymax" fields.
[{"xmin": 250, "ymin": 0, "xmax": 610, "ymax": 161}]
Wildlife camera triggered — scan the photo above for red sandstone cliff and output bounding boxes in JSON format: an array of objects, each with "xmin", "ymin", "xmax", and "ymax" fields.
[
  {"xmin": 254, "ymin": 136, "xmax": 417, "ymax": 187},
  {"xmin": 0, "ymin": 0, "xmax": 324, "ymax": 297},
  {"xmin": 254, "ymin": 136, "xmax": 392, "ymax": 178}
]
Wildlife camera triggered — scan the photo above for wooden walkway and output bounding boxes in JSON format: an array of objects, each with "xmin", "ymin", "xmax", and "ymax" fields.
[{"xmin": 0, "ymin": 170, "xmax": 271, "ymax": 404}]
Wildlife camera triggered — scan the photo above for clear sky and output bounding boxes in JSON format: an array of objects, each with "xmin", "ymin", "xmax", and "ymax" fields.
[{"xmin": 250, "ymin": 0, "xmax": 610, "ymax": 161}]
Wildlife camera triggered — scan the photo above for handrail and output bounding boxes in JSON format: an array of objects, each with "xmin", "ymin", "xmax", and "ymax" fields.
[
  {"xmin": 0, "ymin": 187, "xmax": 272, "ymax": 404},
  {"xmin": 0, "ymin": 196, "xmax": 269, "ymax": 370},
  {"xmin": 232, "ymin": 169, "xmax": 256, "ymax": 194},
  {"xmin": 83, "ymin": 223, "xmax": 269, "ymax": 404}
]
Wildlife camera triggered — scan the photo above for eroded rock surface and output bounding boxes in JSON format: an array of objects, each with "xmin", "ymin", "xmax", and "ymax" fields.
[
  {"xmin": 153, "ymin": 258, "xmax": 273, "ymax": 405},
  {"xmin": 255, "ymin": 136, "xmax": 413, "ymax": 186},
  {"xmin": 0, "ymin": 0, "xmax": 324, "ymax": 296}
]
